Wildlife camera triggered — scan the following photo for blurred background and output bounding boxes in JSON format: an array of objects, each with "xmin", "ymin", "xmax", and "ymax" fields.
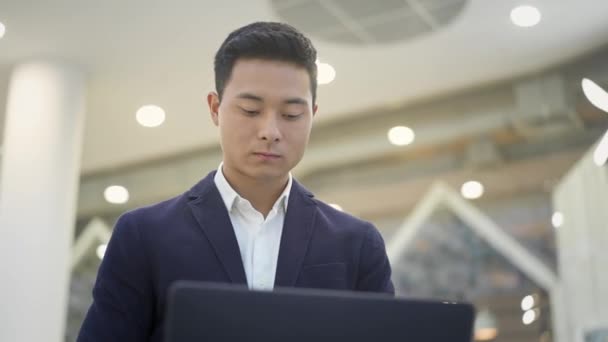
[{"xmin": 1, "ymin": 1, "xmax": 608, "ymax": 341}]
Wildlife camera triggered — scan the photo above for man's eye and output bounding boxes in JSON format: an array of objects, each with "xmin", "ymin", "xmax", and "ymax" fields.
[
  {"xmin": 241, "ymin": 108, "xmax": 259, "ymax": 115},
  {"xmin": 283, "ymin": 113, "xmax": 302, "ymax": 120}
]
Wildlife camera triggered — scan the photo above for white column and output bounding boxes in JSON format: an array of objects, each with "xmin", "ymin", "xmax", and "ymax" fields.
[
  {"xmin": 553, "ymin": 140, "xmax": 608, "ymax": 342},
  {"xmin": 0, "ymin": 62, "xmax": 86, "ymax": 342}
]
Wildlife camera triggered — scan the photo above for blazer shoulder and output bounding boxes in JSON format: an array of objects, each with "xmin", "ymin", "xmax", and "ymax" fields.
[
  {"xmin": 122, "ymin": 171, "xmax": 217, "ymax": 227},
  {"xmin": 313, "ymin": 199, "xmax": 377, "ymax": 235},
  {"xmin": 117, "ymin": 191, "xmax": 189, "ymax": 230}
]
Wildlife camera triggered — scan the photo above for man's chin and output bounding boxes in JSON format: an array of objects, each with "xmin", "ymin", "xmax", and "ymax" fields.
[
  {"xmin": 254, "ymin": 172, "xmax": 288, "ymax": 182},
  {"xmin": 247, "ymin": 167, "xmax": 289, "ymax": 182}
]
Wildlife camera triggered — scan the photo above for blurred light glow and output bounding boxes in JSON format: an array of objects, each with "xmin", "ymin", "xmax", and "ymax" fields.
[
  {"xmin": 136, "ymin": 105, "xmax": 165, "ymax": 127},
  {"xmin": 510, "ymin": 5, "xmax": 541, "ymax": 27},
  {"xmin": 474, "ymin": 309, "xmax": 498, "ymax": 341},
  {"xmin": 329, "ymin": 203, "xmax": 343, "ymax": 211},
  {"xmin": 551, "ymin": 212, "xmax": 564, "ymax": 228},
  {"xmin": 96, "ymin": 244, "xmax": 107, "ymax": 259},
  {"xmin": 521, "ymin": 295, "xmax": 535, "ymax": 311},
  {"xmin": 522, "ymin": 309, "xmax": 537, "ymax": 325},
  {"xmin": 316, "ymin": 60, "xmax": 336, "ymax": 85},
  {"xmin": 388, "ymin": 126, "xmax": 415, "ymax": 146},
  {"xmin": 582, "ymin": 78, "xmax": 608, "ymax": 113},
  {"xmin": 593, "ymin": 129, "xmax": 608, "ymax": 166},
  {"xmin": 104, "ymin": 185, "xmax": 129, "ymax": 204},
  {"xmin": 540, "ymin": 331, "xmax": 551, "ymax": 342},
  {"xmin": 0, "ymin": 22, "xmax": 5, "ymax": 39},
  {"xmin": 461, "ymin": 181, "xmax": 484, "ymax": 199},
  {"xmin": 474, "ymin": 328, "xmax": 498, "ymax": 341}
]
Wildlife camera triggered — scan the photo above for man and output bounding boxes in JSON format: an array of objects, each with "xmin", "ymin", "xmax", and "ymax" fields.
[{"xmin": 78, "ymin": 22, "xmax": 393, "ymax": 342}]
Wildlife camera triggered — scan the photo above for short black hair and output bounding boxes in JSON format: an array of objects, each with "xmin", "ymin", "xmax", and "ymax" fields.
[{"xmin": 214, "ymin": 22, "xmax": 318, "ymax": 106}]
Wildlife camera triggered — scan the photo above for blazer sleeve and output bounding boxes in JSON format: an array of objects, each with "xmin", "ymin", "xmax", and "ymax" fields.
[
  {"xmin": 355, "ymin": 223, "xmax": 395, "ymax": 295},
  {"xmin": 77, "ymin": 212, "xmax": 154, "ymax": 341}
]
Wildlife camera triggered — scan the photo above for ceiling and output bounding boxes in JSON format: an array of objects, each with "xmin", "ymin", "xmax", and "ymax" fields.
[{"xmin": 1, "ymin": 0, "xmax": 608, "ymax": 173}]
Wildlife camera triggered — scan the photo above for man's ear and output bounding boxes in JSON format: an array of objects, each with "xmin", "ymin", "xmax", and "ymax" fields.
[
  {"xmin": 312, "ymin": 104, "xmax": 318, "ymax": 117},
  {"xmin": 207, "ymin": 92, "xmax": 220, "ymax": 126}
]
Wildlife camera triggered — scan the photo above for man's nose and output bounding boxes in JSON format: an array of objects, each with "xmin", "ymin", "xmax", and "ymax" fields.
[{"xmin": 258, "ymin": 114, "xmax": 281, "ymax": 142}]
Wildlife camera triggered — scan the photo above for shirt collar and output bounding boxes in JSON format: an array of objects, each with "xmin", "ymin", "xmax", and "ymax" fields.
[{"xmin": 213, "ymin": 162, "xmax": 292, "ymax": 214}]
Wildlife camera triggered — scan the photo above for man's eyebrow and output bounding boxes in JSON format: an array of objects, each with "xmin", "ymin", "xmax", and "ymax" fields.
[
  {"xmin": 284, "ymin": 97, "xmax": 308, "ymax": 106},
  {"xmin": 236, "ymin": 93, "xmax": 263, "ymax": 102},
  {"xmin": 236, "ymin": 93, "xmax": 308, "ymax": 106}
]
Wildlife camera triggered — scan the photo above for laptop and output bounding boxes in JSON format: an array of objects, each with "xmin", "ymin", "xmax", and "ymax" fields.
[{"xmin": 165, "ymin": 281, "xmax": 475, "ymax": 342}]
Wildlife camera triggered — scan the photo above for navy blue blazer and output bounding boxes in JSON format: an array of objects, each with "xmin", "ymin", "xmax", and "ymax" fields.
[{"xmin": 78, "ymin": 171, "xmax": 394, "ymax": 341}]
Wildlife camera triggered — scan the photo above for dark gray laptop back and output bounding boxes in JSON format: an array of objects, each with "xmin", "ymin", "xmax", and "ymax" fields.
[{"xmin": 165, "ymin": 281, "xmax": 475, "ymax": 342}]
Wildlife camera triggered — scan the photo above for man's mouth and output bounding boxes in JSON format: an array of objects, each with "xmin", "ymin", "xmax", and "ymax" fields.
[{"xmin": 253, "ymin": 152, "xmax": 282, "ymax": 160}]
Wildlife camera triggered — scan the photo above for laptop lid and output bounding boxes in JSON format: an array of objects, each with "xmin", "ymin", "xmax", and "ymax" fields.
[{"xmin": 165, "ymin": 281, "xmax": 475, "ymax": 342}]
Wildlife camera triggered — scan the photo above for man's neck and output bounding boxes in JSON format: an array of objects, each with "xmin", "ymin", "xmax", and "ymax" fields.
[{"xmin": 221, "ymin": 165, "xmax": 289, "ymax": 218}]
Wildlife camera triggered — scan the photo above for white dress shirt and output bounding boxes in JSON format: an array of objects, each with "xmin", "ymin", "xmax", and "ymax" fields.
[{"xmin": 213, "ymin": 163, "xmax": 292, "ymax": 291}]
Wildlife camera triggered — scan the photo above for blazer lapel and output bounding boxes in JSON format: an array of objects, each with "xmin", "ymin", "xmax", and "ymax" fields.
[
  {"xmin": 274, "ymin": 180, "xmax": 318, "ymax": 288},
  {"xmin": 187, "ymin": 171, "xmax": 247, "ymax": 285}
]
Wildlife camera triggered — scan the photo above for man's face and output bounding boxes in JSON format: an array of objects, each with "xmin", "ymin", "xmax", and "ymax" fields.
[{"xmin": 208, "ymin": 58, "xmax": 317, "ymax": 182}]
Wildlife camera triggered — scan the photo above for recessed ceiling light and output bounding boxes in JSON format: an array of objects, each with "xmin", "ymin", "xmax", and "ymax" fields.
[
  {"xmin": 510, "ymin": 5, "xmax": 541, "ymax": 28},
  {"xmin": 0, "ymin": 21, "xmax": 6, "ymax": 40},
  {"xmin": 551, "ymin": 212, "xmax": 564, "ymax": 228},
  {"xmin": 104, "ymin": 185, "xmax": 129, "ymax": 204},
  {"xmin": 96, "ymin": 244, "xmax": 107, "ymax": 259},
  {"xmin": 521, "ymin": 295, "xmax": 535, "ymax": 311},
  {"xmin": 593, "ymin": 130, "xmax": 608, "ymax": 166},
  {"xmin": 522, "ymin": 309, "xmax": 538, "ymax": 325},
  {"xmin": 329, "ymin": 203, "xmax": 343, "ymax": 211},
  {"xmin": 581, "ymin": 78, "xmax": 608, "ymax": 113},
  {"xmin": 316, "ymin": 60, "xmax": 336, "ymax": 85},
  {"xmin": 461, "ymin": 181, "xmax": 484, "ymax": 199},
  {"xmin": 136, "ymin": 105, "xmax": 166, "ymax": 127},
  {"xmin": 387, "ymin": 126, "xmax": 415, "ymax": 146}
]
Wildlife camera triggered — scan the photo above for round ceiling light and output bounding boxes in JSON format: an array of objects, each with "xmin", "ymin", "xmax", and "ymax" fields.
[
  {"xmin": 136, "ymin": 105, "xmax": 166, "ymax": 127},
  {"xmin": 388, "ymin": 126, "xmax": 415, "ymax": 146},
  {"xmin": 317, "ymin": 60, "xmax": 336, "ymax": 85},
  {"xmin": 96, "ymin": 244, "xmax": 107, "ymax": 259},
  {"xmin": 461, "ymin": 181, "xmax": 484, "ymax": 199},
  {"xmin": 581, "ymin": 78, "xmax": 608, "ymax": 113},
  {"xmin": 593, "ymin": 130, "xmax": 608, "ymax": 166},
  {"xmin": 104, "ymin": 185, "xmax": 129, "ymax": 204},
  {"xmin": 510, "ymin": 5, "xmax": 542, "ymax": 28},
  {"xmin": 329, "ymin": 203, "xmax": 343, "ymax": 211},
  {"xmin": 521, "ymin": 295, "xmax": 535, "ymax": 311},
  {"xmin": 551, "ymin": 212, "xmax": 564, "ymax": 228}
]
